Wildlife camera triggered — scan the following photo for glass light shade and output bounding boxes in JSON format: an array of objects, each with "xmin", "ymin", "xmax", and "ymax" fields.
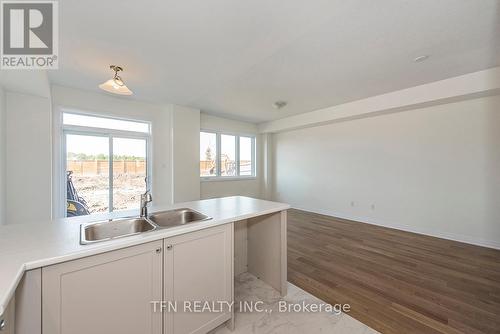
[{"xmin": 99, "ymin": 78, "xmax": 133, "ymax": 95}]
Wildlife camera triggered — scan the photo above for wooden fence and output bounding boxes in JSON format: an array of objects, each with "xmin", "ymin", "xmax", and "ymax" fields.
[
  {"xmin": 67, "ymin": 160, "xmax": 146, "ymax": 175},
  {"xmin": 68, "ymin": 160, "xmax": 249, "ymax": 176},
  {"xmin": 200, "ymin": 160, "xmax": 251, "ymax": 176}
]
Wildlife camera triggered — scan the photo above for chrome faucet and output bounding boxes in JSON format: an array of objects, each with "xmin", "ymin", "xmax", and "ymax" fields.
[{"xmin": 140, "ymin": 178, "xmax": 152, "ymax": 218}]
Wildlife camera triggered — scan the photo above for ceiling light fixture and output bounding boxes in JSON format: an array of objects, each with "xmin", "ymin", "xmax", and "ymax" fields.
[
  {"xmin": 99, "ymin": 65, "xmax": 133, "ymax": 95},
  {"xmin": 273, "ymin": 101, "xmax": 287, "ymax": 109},
  {"xmin": 414, "ymin": 55, "xmax": 430, "ymax": 63}
]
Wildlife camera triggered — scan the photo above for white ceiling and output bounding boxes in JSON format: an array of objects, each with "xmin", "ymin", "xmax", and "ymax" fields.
[{"xmin": 48, "ymin": 0, "xmax": 500, "ymax": 123}]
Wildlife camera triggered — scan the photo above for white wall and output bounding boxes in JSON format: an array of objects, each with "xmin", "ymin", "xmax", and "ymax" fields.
[
  {"xmin": 0, "ymin": 87, "xmax": 5, "ymax": 225},
  {"xmin": 5, "ymin": 92, "xmax": 53, "ymax": 224},
  {"xmin": 200, "ymin": 114, "xmax": 263, "ymax": 199},
  {"xmin": 0, "ymin": 70, "xmax": 51, "ymax": 99},
  {"xmin": 273, "ymin": 95, "xmax": 500, "ymax": 249},
  {"xmin": 51, "ymin": 85, "xmax": 173, "ymax": 216},
  {"xmin": 171, "ymin": 104, "xmax": 201, "ymax": 203},
  {"xmin": 201, "ymin": 114, "xmax": 259, "ymax": 135}
]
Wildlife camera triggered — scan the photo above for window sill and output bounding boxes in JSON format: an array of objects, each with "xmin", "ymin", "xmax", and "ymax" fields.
[{"xmin": 200, "ymin": 176, "xmax": 257, "ymax": 182}]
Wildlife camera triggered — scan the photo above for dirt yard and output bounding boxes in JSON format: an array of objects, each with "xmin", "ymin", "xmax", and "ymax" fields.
[{"xmin": 71, "ymin": 174, "xmax": 146, "ymax": 213}]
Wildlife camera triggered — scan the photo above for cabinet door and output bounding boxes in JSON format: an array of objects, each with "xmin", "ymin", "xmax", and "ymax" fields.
[
  {"xmin": 42, "ymin": 241, "xmax": 163, "ymax": 334},
  {"xmin": 164, "ymin": 224, "xmax": 233, "ymax": 334}
]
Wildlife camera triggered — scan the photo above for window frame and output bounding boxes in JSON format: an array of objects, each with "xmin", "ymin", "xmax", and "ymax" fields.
[
  {"xmin": 61, "ymin": 111, "xmax": 152, "ymax": 217},
  {"xmin": 200, "ymin": 129, "xmax": 256, "ymax": 181}
]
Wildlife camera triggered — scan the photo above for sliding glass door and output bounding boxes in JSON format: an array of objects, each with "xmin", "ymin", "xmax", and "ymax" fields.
[
  {"xmin": 112, "ymin": 137, "xmax": 147, "ymax": 212},
  {"xmin": 64, "ymin": 132, "xmax": 148, "ymax": 216},
  {"xmin": 66, "ymin": 133, "xmax": 110, "ymax": 214}
]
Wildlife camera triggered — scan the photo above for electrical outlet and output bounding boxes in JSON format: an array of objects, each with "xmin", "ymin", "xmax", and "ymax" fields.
[
  {"xmin": 350, "ymin": 201, "xmax": 355, "ymax": 207},
  {"xmin": 371, "ymin": 204, "xmax": 375, "ymax": 210}
]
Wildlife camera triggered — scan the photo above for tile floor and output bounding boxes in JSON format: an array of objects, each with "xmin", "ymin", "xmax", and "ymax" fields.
[{"xmin": 212, "ymin": 273, "xmax": 379, "ymax": 334}]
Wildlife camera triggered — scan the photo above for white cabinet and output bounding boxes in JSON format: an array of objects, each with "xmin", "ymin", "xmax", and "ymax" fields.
[
  {"xmin": 164, "ymin": 224, "xmax": 233, "ymax": 334},
  {"xmin": 42, "ymin": 241, "xmax": 163, "ymax": 334},
  {"xmin": 40, "ymin": 226, "xmax": 233, "ymax": 334}
]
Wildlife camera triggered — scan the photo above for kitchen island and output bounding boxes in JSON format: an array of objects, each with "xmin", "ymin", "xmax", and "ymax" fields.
[{"xmin": 0, "ymin": 196, "xmax": 289, "ymax": 334}]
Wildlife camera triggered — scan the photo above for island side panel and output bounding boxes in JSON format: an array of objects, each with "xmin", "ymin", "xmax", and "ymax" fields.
[
  {"xmin": 247, "ymin": 210, "xmax": 287, "ymax": 296},
  {"xmin": 234, "ymin": 220, "xmax": 248, "ymax": 276},
  {"xmin": 280, "ymin": 210, "xmax": 287, "ymax": 296},
  {"xmin": 15, "ymin": 269, "xmax": 42, "ymax": 334},
  {"xmin": 229, "ymin": 223, "xmax": 235, "ymax": 331}
]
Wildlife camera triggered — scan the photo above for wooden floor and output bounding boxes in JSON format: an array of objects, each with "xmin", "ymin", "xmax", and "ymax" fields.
[{"xmin": 287, "ymin": 209, "xmax": 500, "ymax": 334}]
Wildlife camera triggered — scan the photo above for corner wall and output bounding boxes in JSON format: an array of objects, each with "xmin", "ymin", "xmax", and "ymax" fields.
[
  {"xmin": 171, "ymin": 105, "xmax": 201, "ymax": 203},
  {"xmin": 5, "ymin": 91, "xmax": 52, "ymax": 224},
  {"xmin": 0, "ymin": 87, "xmax": 5, "ymax": 225},
  {"xmin": 272, "ymin": 95, "xmax": 500, "ymax": 249}
]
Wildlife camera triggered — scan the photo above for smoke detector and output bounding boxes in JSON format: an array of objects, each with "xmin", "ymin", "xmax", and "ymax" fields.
[{"xmin": 273, "ymin": 101, "xmax": 287, "ymax": 109}]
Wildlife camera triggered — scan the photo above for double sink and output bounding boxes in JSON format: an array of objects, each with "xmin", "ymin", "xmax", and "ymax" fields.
[{"xmin": 80, "ymin": 208, "xmax": 211, "ymax": 245}]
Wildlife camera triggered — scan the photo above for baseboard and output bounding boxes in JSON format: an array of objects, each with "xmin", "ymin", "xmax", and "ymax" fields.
[{"xmin": 291, "ymin": 205, "xmax": 500, "ymax": 251}]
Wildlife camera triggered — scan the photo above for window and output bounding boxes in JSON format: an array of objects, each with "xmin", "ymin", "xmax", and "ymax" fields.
[
  {"xmin": 200, "ymin": 131, "xmax": 255, "ymax": 179},
  {"xmin": 220, "ymin": 134, "xmax": 236, "ymax": 176},
  {"xmin": 239, "ymin": 136, "xmax": 253, "ymax": 176},
  {"xmin": 200, "ymin": 132, "xmax": 217, "ymax": 176},
  {"xmin": 63, "ymin": 112, "xmax": 151, "ymax": 217},
  {"xmin": 63, "ymin": 113, "xmax": 150, "ymax": 133}
]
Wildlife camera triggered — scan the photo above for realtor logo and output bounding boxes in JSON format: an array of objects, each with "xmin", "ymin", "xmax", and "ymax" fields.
[{"xmin": 1, "ymin": 0, "xmax": 58, "ymax": 69}]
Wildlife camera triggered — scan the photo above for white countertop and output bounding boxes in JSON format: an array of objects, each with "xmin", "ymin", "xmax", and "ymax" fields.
[{"xmin": 0, "ymin": 196, "xmax": 289, "ymax": 315}]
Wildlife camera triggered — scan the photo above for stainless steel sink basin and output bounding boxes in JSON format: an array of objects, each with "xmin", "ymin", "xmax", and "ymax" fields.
[
  {"xmin": 148, "ymin": 208, "xmax": 211, "ymax": 228},
  {"xmin": 79, "ymin": 208, "xmax": 210, "ymax": 245},
  {"xmin": 80, "ymin": 217, "xmax": 156, "ymax": 245}
]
